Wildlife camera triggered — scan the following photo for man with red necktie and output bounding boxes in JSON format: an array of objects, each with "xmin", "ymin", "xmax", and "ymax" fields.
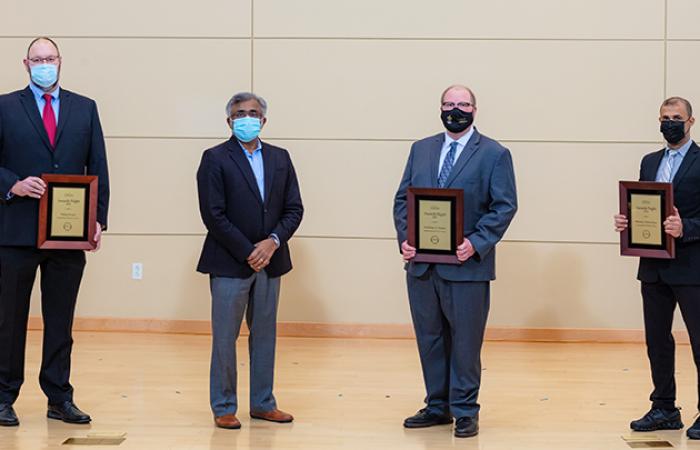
[{"xmin": 0, "ymin": 37, "xmax": 109, "ymax": 426}]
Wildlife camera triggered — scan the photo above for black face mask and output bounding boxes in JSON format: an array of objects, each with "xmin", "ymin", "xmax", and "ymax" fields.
[
  {"xmin": 441, "ymin": 108, "xmax": 473, "ymax": 133},
  {"xmin": 660, "ymin": 120, "xmax": 687, "ymax": 145}
]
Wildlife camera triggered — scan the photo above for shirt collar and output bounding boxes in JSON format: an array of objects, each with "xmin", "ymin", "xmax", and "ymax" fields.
[
  {"xmin": 666, "ymin": 139, "xmax": 693, "ymax": 158},
  {"xmin": 237, "ymin": 138, "xmax": 262, "ymax": 155},
  {"xmin": 444, "ymin": 126, "xmax": 475, "ymax": 148},
  {"xmin": 29, "ymin": 82, "xmax": 60, "ymax": 101}
]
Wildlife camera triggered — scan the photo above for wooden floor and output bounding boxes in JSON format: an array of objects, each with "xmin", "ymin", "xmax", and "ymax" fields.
[{"xmin": 3, "ymin": 332, "xmax": 700, "ymax": 449}]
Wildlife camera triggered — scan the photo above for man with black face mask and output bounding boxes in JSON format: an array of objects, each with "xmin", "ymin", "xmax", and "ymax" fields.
[
  {"xmin": 393, "ymin": 85, "xmax": 517, "ymax": 438},
  {"xmin": 614, "ymin": 96, "xmax": 700, "ymax": 439}
]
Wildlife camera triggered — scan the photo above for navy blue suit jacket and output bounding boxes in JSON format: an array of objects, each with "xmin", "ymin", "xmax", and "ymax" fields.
[
  {"xmin": 196, "ymin": 138, "xmax": 303, "ymax": 278},
  {"xmin": 638, "ymin": 141, "xmax": 700, "ymax": 285},
  {"xmin": 393, "ymin": 129, "xmax": 518, "ymax": 282},
  {"xmin": 0, "ymin": 86, "xmax": 110, "ymax": 246}
]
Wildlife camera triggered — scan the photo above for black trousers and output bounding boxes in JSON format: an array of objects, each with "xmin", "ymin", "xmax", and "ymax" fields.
[
  {"xmin": 642, "ymin": 281, "xmax": 700, "ymax": 411},
  {"xmin": 0, "ymin": 247, "xmax": 85, "ymax": 405}
]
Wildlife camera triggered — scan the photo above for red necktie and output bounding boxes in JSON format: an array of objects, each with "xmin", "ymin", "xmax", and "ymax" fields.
[{"xmin": 42, "ymin": 93, "xmax": 57, "ymax": 148}]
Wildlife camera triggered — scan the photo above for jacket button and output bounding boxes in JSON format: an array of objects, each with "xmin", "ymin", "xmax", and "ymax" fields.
[{"xmin": 53, "ymin": 164, "xmax": 59, "ymax": 169}]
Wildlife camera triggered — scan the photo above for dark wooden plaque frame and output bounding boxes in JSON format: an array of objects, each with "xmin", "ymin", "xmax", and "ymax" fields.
[
  {"xmin": 38, "ymin": 174, "xmax": 98, "ymax": 250},
  {"xmin": 407, "ymin": 187, "xmax": 464, "ymax": 264},
  {"xmin": 619, "ymin": 180, "xmax": 674, "ymax": 259}
]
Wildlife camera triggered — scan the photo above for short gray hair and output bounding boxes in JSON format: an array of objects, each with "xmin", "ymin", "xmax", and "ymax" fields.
[
  {"xmin": 225, "ymin": 92, "xmax": 268, "ymax": 117},
  {"xmin": 440, "ymin": 84, "xmax": 477, "ymax": 108},
  {"xmin": 661, "ymin": 96, "xmax": 693, "ymax": 117}
]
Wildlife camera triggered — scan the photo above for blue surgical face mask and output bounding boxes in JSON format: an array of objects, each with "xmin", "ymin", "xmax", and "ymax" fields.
[
  {"xmin": 232, "ymin": 117, "xmax": 262, "ymax": 143},
  {"xmin": 30, "ymin": 64, "xmax": 59, "ymax": 89}
]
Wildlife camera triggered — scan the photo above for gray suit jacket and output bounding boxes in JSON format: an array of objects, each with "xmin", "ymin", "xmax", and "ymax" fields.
[{"xmin": 393, "ymin": 129, "xmax": 517, "ymax": 281}]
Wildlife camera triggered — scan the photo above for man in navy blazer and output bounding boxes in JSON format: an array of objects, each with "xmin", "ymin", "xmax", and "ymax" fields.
[
  {"xmin": 197, "ymin": 92, "xmax": 303, "ymax": 430},
  {"xmin": 0, "ymin": 37, "xmax": 109, "ymax": 426},
  {"xmin": 394, "ymin": 85, "xmax": 517, "ymax": 438},
  {"xmin": 615, "ymin": 97, "xmax": 700, "ymax": 439}
]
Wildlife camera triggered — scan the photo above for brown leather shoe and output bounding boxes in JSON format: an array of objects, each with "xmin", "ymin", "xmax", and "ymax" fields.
[
  {"xmin": 250, "ymin": 409, "xmax": 294, "ymax": 423},
  {"xmin": 214, "ymin": 414, "xmax": 241, "ymax": 429}
]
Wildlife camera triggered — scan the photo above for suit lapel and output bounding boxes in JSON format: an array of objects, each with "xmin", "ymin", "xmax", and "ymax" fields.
[
  {"xmin": 673, "ymin": 141, "xmax": 699, "ymax": 188},
  {"xmin": 262, "ymin": 142, "xmax": 275, "ymax": 206},
  {"xmin": 18, "ymin": 86, "xmax": 53, "ymax": 151},
  {"xmin": 444, "ymin": 129, "xmax": 481, "ymax": 188},
  {"xmin": 54, "ymin": 89, "xmax": 72, "ymax": 147},
  {"xmin": 429, "ymin": 134, "xmax": 443, "ymax": 188},
  {"xmin": 226, "ymin": 139, "xmax": 263, "ymax": 203},
  {"xmin": 643, "ymin": 149, "xmax": 665, "ymax": 181}
]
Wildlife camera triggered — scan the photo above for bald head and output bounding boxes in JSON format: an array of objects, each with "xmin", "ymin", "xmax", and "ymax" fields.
[
  {"xmin": 440, "ymin": 85, "xmax": 476, "ymax": 108},
  {"xmin": 27, "ymin": 37, "xmax": 60, "ymax": 58}
]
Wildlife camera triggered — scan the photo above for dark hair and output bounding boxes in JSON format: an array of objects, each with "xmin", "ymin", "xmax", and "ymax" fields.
[{"xmin": 661, "ymin": 96, "xmax": 693, "ymax": 117}]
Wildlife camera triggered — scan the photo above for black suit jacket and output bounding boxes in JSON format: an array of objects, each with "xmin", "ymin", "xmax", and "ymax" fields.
[
  {"xmin": 638, "ymin": 141, "xmax": 700, "ymax": 284},
  {"xmin": 196, "ymin": 138, "xmax": 303, "ymax": 278},
  {"xmin": 0, "ymin": 86, "xmax": 110, "ymax": 246}
]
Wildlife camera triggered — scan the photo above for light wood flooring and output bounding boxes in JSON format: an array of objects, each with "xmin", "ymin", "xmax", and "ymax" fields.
[{"xmin": 2, "ymin": 331, "xmax": 700, "ymax": 449}]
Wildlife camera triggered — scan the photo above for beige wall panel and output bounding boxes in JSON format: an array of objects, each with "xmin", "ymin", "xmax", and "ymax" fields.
[
  {"xmin": 668, "ymin": 0, "xmax": 700, "ymax": 39},
  {"xmin": 272, "ymin": 139, "xmax": 407, "ymax": 239},
  {"xmin": 0, "ymin": 38, "xmax": 250, "ymax": 138},
  {"xmin": 1, "ymin": 0, "xmax": 251, "ymax": 37},
  {"xmin": 507, "ymin": 142, "xmax": 656, "ymax": 243},
  {"xmin": 255, "ymin": 0, "xmax": 663, "ymax": 40},
  {"xmin": 28, "ymin": 237, "xmax": 674, "ymax": 330},
  {"xmin": 667, "ymin": 42, "xmax": 700, "ymax": 106},
  {"xmin": 106, "ymin": 138, "xmax": 219, "ymax": 234},
  {"xmin": 255, "ymin": 40, "xmax": 663, "ymax": 142}
]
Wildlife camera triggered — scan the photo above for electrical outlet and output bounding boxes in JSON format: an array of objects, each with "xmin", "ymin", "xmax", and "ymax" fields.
[{"xmin": 131, "ymin": 263, "xmax": 143, "ymax": 280}]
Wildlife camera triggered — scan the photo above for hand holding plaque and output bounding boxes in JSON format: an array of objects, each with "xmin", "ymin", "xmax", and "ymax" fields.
[
  {"xmin": 618, "ymin": 181, "xmax": 675, "ymax": 259},
  {"xmin": 407, "ymin": 187, "xmax": 464, "ymax": 264},
  {"xmin": 38, "ymin": 174, "xmax": 98, "ymax": 250}
]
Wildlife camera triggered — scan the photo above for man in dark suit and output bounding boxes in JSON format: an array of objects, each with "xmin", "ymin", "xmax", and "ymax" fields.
[
  {"xmin": 615, "ymin": 96, "xmax": 700, "ymax": 439},
  {"xmin": 196, "ymin": 92, "xmax": 303, "ymax": 430},
  {"xmin": 393, "ymin": 85, "xmax": 517, "ymax": 438},
  {"xmin": 0, "ymin": 37, "xmax": 109, "ymax": 426}
]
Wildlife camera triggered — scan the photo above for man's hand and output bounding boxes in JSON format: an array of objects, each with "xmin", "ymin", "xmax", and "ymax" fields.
[
  {"xmin": 89, "ymin": 222, "xmax": 102, "ymax": 252},
  {"xmin": 614, "ymin": 214, "xmax": 628, "ymax": 232},
  {"xmin": 457, "ymin": 238, "xmax": 475, "ymax": 262},
  {"xmin": 664, "ymin": 207, "xmax": 683, "ymax": 238},
  {"xmin": 401, "ymin": 240, "xmax": 416, "ymax": 262},
  {"xmin": 10, "ymin": 177, "xmax": 46, "ymax": 199},
  {"xmin": 247, "ymin": 238, "xmax": 277, "ymax": 272}
]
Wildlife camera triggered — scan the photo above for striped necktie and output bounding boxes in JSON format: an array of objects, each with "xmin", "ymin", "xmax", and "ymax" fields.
[
  {"xmin": 438, "ymin": 141, "xmax": 458, "ymax": 188},
  {"xmin": 659, "ymin": 150, "xmax": 679, "ymax": 182}
]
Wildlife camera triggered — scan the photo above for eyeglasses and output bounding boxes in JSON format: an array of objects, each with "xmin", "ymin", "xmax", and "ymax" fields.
[
  {"xmin": 442, "ymin": 101, "xmax": 473, "ymax": 110},
  {"xmin": 28, "ymin": 56, "xmax": 60, "ymax": 64},
  {"xmin": 232, "ymin": 109, "xmax": 262, "ymax": 119}
]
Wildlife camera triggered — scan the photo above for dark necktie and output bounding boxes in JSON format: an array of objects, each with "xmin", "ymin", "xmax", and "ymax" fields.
[
  {"xmin": 43, "ymin": 93, "xmax": 57, "ymax": 148},
  {"xmin": 438, "ymin": 141, "xmax": 458, "ymax": 188}
]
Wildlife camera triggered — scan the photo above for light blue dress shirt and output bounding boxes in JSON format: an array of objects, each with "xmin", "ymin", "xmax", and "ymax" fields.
[
  {"xmin": 29, "ymin": 82, "xmax": 60, "ymax": 121},
  {"xmin": 655, "ymin": 139, "xmax": 693, "ymax": 182},
  {"xmin": 438, "ymin": 127, "xmax": 475, "ymax": 177},
  {"xmin": 238, "ymin": 139, "xmax": 264, "ymax": 200}
]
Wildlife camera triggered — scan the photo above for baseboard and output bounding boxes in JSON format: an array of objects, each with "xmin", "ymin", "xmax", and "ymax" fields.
[{"xmin": 26, "ymin": 316, "xmax": 691, "ymax": 343}]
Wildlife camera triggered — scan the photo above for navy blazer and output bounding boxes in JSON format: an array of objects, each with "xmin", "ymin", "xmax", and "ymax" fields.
[
  {"xmin": 196, "ymin": 138, "xmax": 303, "ymax": 278},
  {"xmin": 0, "ymin": 86, "xmax": 110, "ymax": 246},
  {"xmin": 393, "ymin": 129, "xmax": 518, "ymax": 282},
  {"xmin": 638, "ymin": 141, "xmax": 700, "ymax": 285}
]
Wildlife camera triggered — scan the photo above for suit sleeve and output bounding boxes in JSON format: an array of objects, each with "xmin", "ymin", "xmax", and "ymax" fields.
[
  {"xmin": 393, "ymin": 143, "xmax": 415, "ymax": 251},
  {"xmin": 270, "ymin": 151, "xmax": 303, "ymax": 244},
  {"xmin": 468, "ymin": 148, "xmax": 518, "ymax": 260},
  {"xmin": 86, "ymin": 100, "xmax": 110, "ymax": 229},
  {"xmin": 197, "ymin": 151, "xmax": 256, "ymax": 262},
  {"xmin": 0, "ymin": 102, "xmax": 20, "ymax": 199}
]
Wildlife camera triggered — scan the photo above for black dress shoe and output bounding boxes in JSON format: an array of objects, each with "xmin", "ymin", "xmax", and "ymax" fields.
[
  {"xmin": 687, "ymin": 415, "xmax": 700, "ymax": 439},
  {"xmin": 47, "ymin": 401, "xmax": 91, "ymax": 424},
  {"xmin": 454, "ymin": 415, "xmax": 479, "ymax": 438},
  {"xmin": 630, "ymin": 408, "xmax": 683, "ymax": 431},
  {"xmin": 0, "ymin": 403, "xmax": 19, "ymax": 427},
  {"xmin": 403, "ymin": 408, "xmax": 452, "ymax": 428}
]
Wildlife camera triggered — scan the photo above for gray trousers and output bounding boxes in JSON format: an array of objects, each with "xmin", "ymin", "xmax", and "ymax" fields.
[
  {"xmin": 209, "ymin": 271, "xmax": 280, "ymax": 417},
  {"xmin": 407, "ymin": 267, "xmax": 490, "ymax": 419}
]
